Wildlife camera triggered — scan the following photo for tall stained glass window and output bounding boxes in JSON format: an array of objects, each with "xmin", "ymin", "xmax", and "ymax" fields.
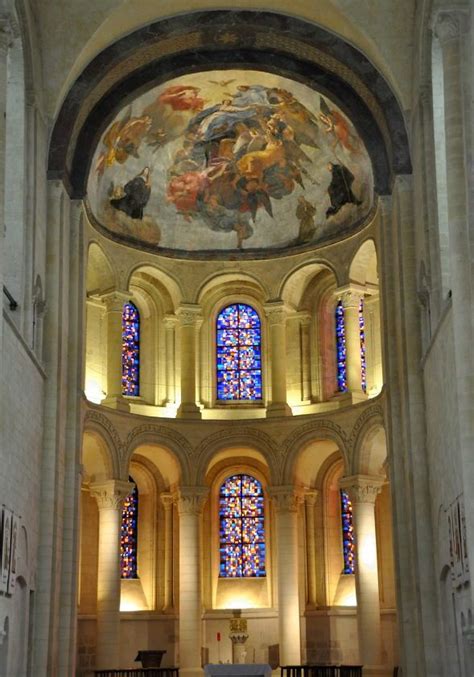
[
  {"xmin": 340, "ymin": 489, "xmax": 355, "ymax": 574},
  {"xmin": 219, "ymin": 474, "xmax": 266, "ymax": 578},
  {"xmin": 122, "ymin": 302, "xmax": 140, "ymax": 396},
  {"xmin": 335, "ymin": 300, "xmax": 348, "ymax": 392},
  {"xmin": 121, "ymin": 478, "xmax": 138, "ymax": 579},
  {"xmin": 359, "ymin": 298, "xmax": 367, "ymax": 393},
  {"xmin": 216, "ymin": 304, "xmax": 262, "ymax": 400}
]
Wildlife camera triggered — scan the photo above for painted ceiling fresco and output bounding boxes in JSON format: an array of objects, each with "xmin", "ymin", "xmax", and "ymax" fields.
[{"xmin": 87, "ymin": 70, "xmax": 374, "ymax": 254}]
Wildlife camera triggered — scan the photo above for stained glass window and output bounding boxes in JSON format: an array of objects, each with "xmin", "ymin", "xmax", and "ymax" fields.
[
  {"xmin": 216, "ymin": 304, "xmax": 262, "ymax": 400},
  {"xmin": 122, "ymin": 302, "xmax": 140, "ymax": 396},
  {"xmin": 359, "ymin": 298, "xmax": 367, "ymax": 393},
  {"xmin": 340, "ymin": 489, "xmax": 355, "ymax": 574},
  {"xmin": 219, "ymin": 474, "xmax": 266, "ymax": 577},
  {"xmin": 121, "ymin": 478, "xmax": 138, "ymax": 579},
  {"xmin": 335, "ymin": 300, "xmax": 348, "ymax": 392}
]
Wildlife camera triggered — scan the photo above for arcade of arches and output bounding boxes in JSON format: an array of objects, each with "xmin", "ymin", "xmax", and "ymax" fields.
[{"xmin": 0, "ymin": 2, "xmax": 473, "ymax": 677}]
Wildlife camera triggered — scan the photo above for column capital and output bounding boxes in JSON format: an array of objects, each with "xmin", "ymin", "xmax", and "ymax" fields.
[
  {"xmin": 90, "ymin": 479, "xmax": 134, "ymax": 510},
  {"xmin": 304, "ymin": 489, "xmax": 319, "ymax": 506},
  {"xmin": 432, "ymin": 9, "xmax": 470, "ymax": 44},
  {"xmin": 264, "ymin": 301, "xmax": 287, "ymax": 326},
  {"xmin": 268, "ymin": 485, "xmax": 303, "ymax": 512},
  {"xmin": 336, "ymin": 284, "xmax": 365, "ymax": 308},
  {"xmin": 176, "ymin": 303, "xmax": 202, "ymax": 326},
  {"xmin": 0, "ymin": 16, "xmax": 14, "ymax": 55},
  {"xmin": 339, "ymin": 474, "xmax": 384, "ymax": 504},
  {"xmin": 161, "ymin": 492, "xmax": 174, "ymax": 510},
  {"xmin": 176, "ymin": 486, "xmax": 209, "ymax": 515},
  {"xmin": 163, "ymin": 313, "xmax": 178, "ymax": 329},
  {"xmin": 100, "ymin": 290, "xmax": 131, "ymax": 312}
]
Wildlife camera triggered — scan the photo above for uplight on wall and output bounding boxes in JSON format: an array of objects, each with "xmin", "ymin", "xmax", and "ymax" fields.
[{"xmin": 85, "ymin": 379, "xmax": 105, "ymax": 404}]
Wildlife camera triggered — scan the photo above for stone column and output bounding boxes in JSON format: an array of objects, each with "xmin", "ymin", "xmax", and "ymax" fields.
[
  {"xmin": 176, "ymin": 305, "xmax": 202, "ymax": 419},
  {"xmin": 177, "ymin": 487, "xmax": 208, "ymax": 677},
  {"xmin": 161, "ymin": 492, "xmax": 174, "ymax": 612},
  {"xmin": 340, "ymin": 475, "xmax": 384, "ymax": 668},
  {"xmin": 264, "ymin": 302, "xmax": 292, "ymax": 417},
  {"xmin": 269, "ymin": 486, "xmax": 302, "ymax": 665},
  {"xmin": 338, "ymin": 287, "xmax": 367, "ymax": 402},
  {"xmin": 100, "ymin": 291, "xmax": 131, "ymax": 412},
  {"xmin": 164, "ymin": 314, "xmax": 177, "ymax": 405},
  {"xmin": 304, "ymin": 490, "xmax": 318, "ymax": 607},
  {"xmin": 0, "ymin": 18, "xmax": 11, "ymax": 238},
  {"xmin": 300, "ymin": 313, "xmax": 312, "ymax": 402},
  {"xmin": 90, "ymin": 479, "xmax": 134, "ymax": 670}
]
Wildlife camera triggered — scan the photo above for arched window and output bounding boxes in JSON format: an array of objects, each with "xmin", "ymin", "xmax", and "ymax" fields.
[
  {"xmin": 122, "ymin": 302, "xmax": 140, "ymax": 396},
  {"xmin": 340, "ymin": 489, "xmax": 355, "ymax": 574},
  {"xmin": 216, "ymin": 303, "xmax": 262, "ymax": 400},
  {"xmin": 335, "ymin": 300, "xmax": 347, "ymax": 392},
  {"xmin": 121, "ymin": 478, "xmax": 139, "ymax": 579},
  {"xmin": 359, "ymin": 298, "xmax": 367, "ymax": 393},
  {"xmin": 219, "ymin": 474, "xmax": 266, "ymax": 577}
]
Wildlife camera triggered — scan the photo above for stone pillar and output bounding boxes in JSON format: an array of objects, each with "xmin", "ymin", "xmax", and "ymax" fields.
[
  {"xmin": 0, "ymin": 18, "xmax": 11, "ymax": 238},
  {"xmin": 176, "ymin": 305, "xmax": 202, "ymax": 419},
  {"xmin": 164, "ymin": 314, "xmax": 177, "ymax": 405},
  {"xmin": 90, "ymin": 479, "xmax": 134, "ymax": 670},
  {"xmin": 265, "ymin": 302, "xmax": 292, "ymax": 417},
  {"xmin": 300, "ymin": 313, "xmax": 312, "ymax": 402},
  {"xmin": 177, "ymin": 487, "xmax": 208, "ymax": 677},
  {"xmin": 304, "ymin": 490, "xmax": 318, "ymax": 607},
  {"xmin": 100, "ymin": 291, "xmax": 131, "ymax": 412},
  {"xmin": 161, "ymin": 492, "xmax": 174, "ymax": 612},
  {"xmin": 338, "ymin": 287, "xmax": 367, "ymax": 402},
  {"xmin": 340, "ymin": 475, "xmax": 384, "ymax": 669},
  {"xmin": 269, "ymin": 486, "xmax": 302, "ymax": 665}
]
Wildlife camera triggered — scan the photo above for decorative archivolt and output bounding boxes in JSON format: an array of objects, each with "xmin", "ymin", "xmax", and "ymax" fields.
[
  {"xmin": 193, "ymin": 427, "xmax": 280, "ymax": 485},
  {"xmin": 349, "ymin": 402, "xmax": 386, "ymax": 475},
  {"xmin": 83, "ymin": 409, "xmax": 122, "ymax": 478}
]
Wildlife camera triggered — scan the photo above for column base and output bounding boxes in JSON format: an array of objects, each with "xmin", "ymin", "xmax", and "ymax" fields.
[
  {"xmin": 100, "ymin": 395, "xmax": 131, "ymax": 412},
  {"xmin": 176, "ymin": 402, "xmax": 202, "ymax": 419},
  {"xmin": 362, "ymin": 665, "xmax": 393, "ymax": 677},
  {"xmin": 266, "ymin": 402, "xmax": 292, "ymax": 418}
]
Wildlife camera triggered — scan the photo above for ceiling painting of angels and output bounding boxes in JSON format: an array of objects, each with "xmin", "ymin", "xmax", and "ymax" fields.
[{"xmin": 87, "ymin": 70, "xmax": 374, "ymax": 254}]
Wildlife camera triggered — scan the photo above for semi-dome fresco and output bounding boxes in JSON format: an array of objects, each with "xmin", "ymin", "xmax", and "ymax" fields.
[{"xmin": 87, "ymin": 70, "xmax": 374, "ymax": 254}]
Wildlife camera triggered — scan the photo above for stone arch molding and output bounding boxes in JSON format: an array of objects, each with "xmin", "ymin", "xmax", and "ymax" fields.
[
  {"xmin": 280, "ymin": 419, "xmax": 350, "ymax": 483},
  {"xmin": 121, "ymin": 424, "xmax": 193, "ymax": 484},
  {"xmin": 194, "ymin": 427, "xmax": 280, "ymax": 485},
  {"xmin": 83, "ymin": 409, "xmax": 122, "ymax": 478},
  {"xmin": 349, "ymin": 403, "xmax": 386, "ymax": 475}
]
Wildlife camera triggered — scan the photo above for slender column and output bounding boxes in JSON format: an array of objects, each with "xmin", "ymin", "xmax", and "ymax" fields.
[
  {"xmin": 300, "ymin": 313, "xmax": 312, "ymax": 402},
  {"xmin": 161, "ymin": 492, "xmax": 174, "ymax": 612},
  {"xmin": 176, "ymin": 305, "xmax": 202, "ymax": 419},
  {"xmin": 338, "ymin": 287, "xmax": 367, "ymax": 401},
  {"xmin": 264, "ymin": 302, "xmax": 292, "ymax": 417},
  {"xmin": 304, "ymin": 490, "xmax": 318, "ymax": 607},
  {"xmin": 269, "ymin": 486, "xmax": 302, "ymax": 665},
  {"xmin": 90, "ymin": 479, "xmax": 134, "ymax": 670},
  {"xmin": 340, "ymin": 475, "xmax": 384, "ymax": 668},
  {"xmin": 100, "ymin": 291, "xmax": 131, "ymax": 411},
  {"xmin": 177, "ymin": 487, "xmax": 208, "ymax": 677},
  {"xmin": 164, "ymin": 314, "xmax": 177, "ymax": 405}
]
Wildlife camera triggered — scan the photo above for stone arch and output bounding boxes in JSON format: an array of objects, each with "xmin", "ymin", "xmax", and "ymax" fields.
[
  {"xmin": 349, "ymin": 405, "xmax": 386, "ymax": 475},
  {"xmin": 349, "ymin": 238, "xmax": 379, "ymax": 287},
  {"xmin": 197, "ymin": 271, "xmax": 270, "ymax": 307},
  {"xmin": 279, "ymin": 260, "xmax": 338, "ymax": 310},
  {"xmin": 125, "ymin": 264, "xmax": 183, "ymax": 311},
  {"xmin": 82, "ymin": 410, "xmax": 121, "ymax": 479},
  {"xmin": 86, "ymin": 241, "xmax": 116, "ymax": 294},
  {"xmin": 280, "ymin": 420, "xmax": 349, "ymax": 483},
  {"xmin": 194, "ymin": 428, "xmax": 280, "ymax": 485},
  {"xmin": 121, "ymin": 424, "xmax": 192, "ymax": 484}
]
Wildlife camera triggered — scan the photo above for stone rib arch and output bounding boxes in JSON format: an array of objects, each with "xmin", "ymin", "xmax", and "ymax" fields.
[
  {"xmin": 349, "ymin": 403, "xmax": 386, "ymax": 475},
  {"xmin": 280, "ymin": 420, "xmax": 350, "ymax": 484},
  {"xmin": 121, "ymin": 424, "xmax": 192, "ymax": 484},
  {"xmin": 194, "ymin": 428, "xmax": 280, "ymax": 485},
  {"xmin": 197, "ymin": 271, "xmax": 270, "ymax": 306},
  {"xmin": 279, "ymin": 260, "xmax": 340, "ymax": 308},
  {"xmin": 125, "ymin": 264, "xmax": 183, "ymax": 310},
  {"xmin": 83, "ymin": 409, "xmax": 122, "ymax": 479}
]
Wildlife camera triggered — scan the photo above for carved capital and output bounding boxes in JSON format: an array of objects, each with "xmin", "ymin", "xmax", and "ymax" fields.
[
  {"xmin": 176, "ymin": 304, "xmax": 202, "ymax": 327},
  {"xmin": 463, "ymin": 624, "xmax": 474, "ymax": 648},
  {"xmin": 101, "ymin": 290, "xmax": 131, "ymax": 313},
  {"xmin": 161, "ymin": 492, "xmax": 174, "ymax": 510},
  {"xmin": 90, "ymin": 479, "xmax": 135, "ymax": 510},
  {"xmin": 269, "ymin": 485, "xmax": 303, "ymax": 512},
  {"xmin": 176, "ymin": 486, "xmax": 209, "ymax": 515},
  {"xmin": 339, "ymin": 474, "xmax": 384, "ymax": 504},
  {"xmin": 304, "ymin": 489, "xmax": 318, "ymax": 507},
  {"xmin": 0, "ymin": 16, "xmax": 14, "ymax": 54},
  {"xmin": 264, "ymin": 301, "xmax": 286, "ymax": 326},
  {"xmin": 432, "ymin": 10, "xmax": 469, "ymax": 44},
  {"xmin": 163, "ymin": 314, "xmax": 178, "ymax": 330}
]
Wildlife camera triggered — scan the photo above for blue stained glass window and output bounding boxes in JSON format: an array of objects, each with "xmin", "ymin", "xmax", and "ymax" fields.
[
  {"xmin": 122, "ymin": 302, "xmax": 140, "ymax": 396},
  {"xmin": 121, "ymin": 478, "xmax": 138, "ymax": 579},
  {"xmin": 340, "ymin": 489, "xmax": 355, "ymax": 574},
  {"xmin": 217, "ymin": 304, "xmax": 262, "ymax": 400},
  {"xmin": 219, "ymin": 474, "xmax": 266, "ymax": 577},
  {"xmin": 359, "ymin": 298, "xmax": 367, "ymax": 393},
  {"xmin": 336, "ymin": 300, "xmax": 348, "ymax": 392}
]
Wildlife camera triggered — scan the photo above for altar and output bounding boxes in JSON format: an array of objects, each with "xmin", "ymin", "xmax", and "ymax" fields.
[{"xmin": 204, "ymin": 664, "xmax": 273, "ymax": 677}]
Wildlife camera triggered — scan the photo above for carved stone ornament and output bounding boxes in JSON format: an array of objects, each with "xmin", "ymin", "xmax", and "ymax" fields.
[
  {"xmin": 176, "ymin": 304, "xmax": 202, "ymax": 326},
  {"xmin": 433, "ymin": 10, "xmax": 468, "ymax": 45},
  {"xmin": 176, "ymin": 486, "xmax": 209, "ymax": 515},
  {"xmin": 264, "ymin": 302, "xmax": 286, "ymax": 326},
  {"xmin": 304, "ymin": 489, "xmax": 318, "ymax": 506},
  {"xmin": 339, "ymin": 474, "xmax": 384, "ymax": 504},
  {"xmin": 0, "ymin": 16, "xmax": 14, "ymax": 54},
  {"xmin": 160, "ymin": 492, "xmax": 174, "ymax": 510},
  {"xmin": 268, "ymin": 485, "xmax": 303, "ymax": 512},
  {"xmin": 90, "ymin": 479, "xmax": 134, "ymax": 509},
  {"xmin": 101, "ymin": 290, "xmax": 131, "ymax": 313},
  {"xmin": 163, "ymin": 314, "xmax": 178, "ymax": 330},
  {"xmin": 338, "ymin": 287, "xmax": 364, "ymax": 309}
]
